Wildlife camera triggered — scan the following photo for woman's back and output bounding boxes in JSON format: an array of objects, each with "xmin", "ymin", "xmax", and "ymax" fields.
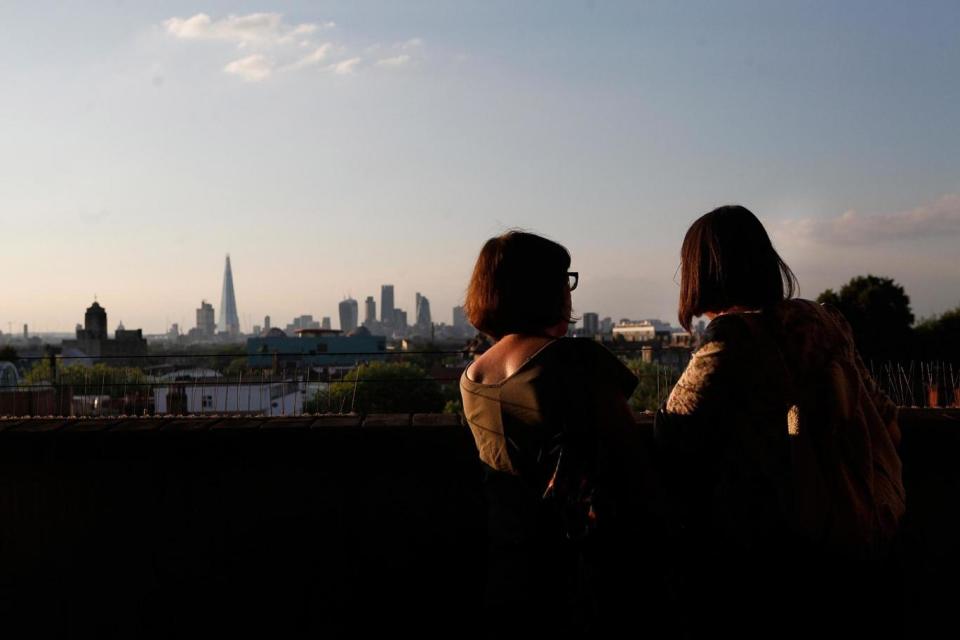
[
  {"xmin": 461, "ymin": 337, "xmax": 639, "ymax": 528},
  {"xmin": 657, "ymin": 299, "xmax": 905, "ymax": 639},
  {"xmin": 661, "ymin": 299, "xmax": 903, "ymax": 548},
  {"xmin": 461, "ymin": 337, "xmax": 649, "ymax": 637}
]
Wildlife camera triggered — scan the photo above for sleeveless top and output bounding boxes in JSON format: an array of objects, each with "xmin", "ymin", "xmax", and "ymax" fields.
[
  {"xmin": 459, "ymin": 338, "xmax": 641, "ymax": 635},
  {"xmin": 460, "ymin": 337, "xmax": 638, "ymax": 490}
]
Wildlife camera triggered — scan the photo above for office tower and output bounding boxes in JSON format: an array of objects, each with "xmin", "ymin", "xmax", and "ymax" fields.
[
  {"xmin": 582, "ymin": 312, "xmax": 599, "ymax": 336},
  {"xmin": 321, "ymin": 317, "xmax": 331, "ymax": 330},
  {"xmin": 23, "ymin": 324, "xmax": 29, "ymax": 340},
  {"xmin": 381, "ymin": 285, "xmax": 395, "ymax": 324},
  {"xmin": 339, "ymin": 298, "xmax": 359, "ymax": 333},
  {"xmin": 285, "ymin": 315, "xmax": 320, "ymax": 334},
  {"xmin": 453, "ymin": 306, "xmax": 468, "ymax": 330},
  {"xmin": 218, "ymin": 254, "xmax": 240, "ymax": 335},
  {"xmin": 196, "ymin": 300, "xmax": 215, "ymax": 337},
  {"xmin": 364, "ymin": 296, "xmax": 377, "ymax": 327},
  {"xmin": 264, "ymin": 315, "xmax": 271, "ymax": 331},
  {"xmin": 415, "ymin": 293, "xmax": 432, "ymax": 333}
]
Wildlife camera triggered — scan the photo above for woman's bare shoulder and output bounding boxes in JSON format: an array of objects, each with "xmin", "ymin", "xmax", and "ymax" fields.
[{"xmin": 465, "ymin": 335, "xmax": 555, "ymax": 385}]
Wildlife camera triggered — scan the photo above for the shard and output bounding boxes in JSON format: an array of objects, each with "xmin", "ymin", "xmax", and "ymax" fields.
[{"xmin": 218, "ymin": 254, "xmax": 240, "ymax": 335}]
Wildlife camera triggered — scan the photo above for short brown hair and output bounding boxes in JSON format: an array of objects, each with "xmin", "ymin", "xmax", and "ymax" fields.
[
  {"xmin": 678, "ymin": 205, "xmax": 797, "ymax": 331},
  {"xmin": 465, "ymin": 231, "xmax": 572, "ymax": 339}
]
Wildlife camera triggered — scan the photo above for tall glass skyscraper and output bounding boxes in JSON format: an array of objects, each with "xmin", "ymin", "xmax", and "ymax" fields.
[
  {"xmin": 218, "ymin": 254, "xmax": 240, "ymax": 335},
  {"xmin": 339, "ymin": 298, "xmax": 359, "ymax": 333},
  {"xmin": 364, "ymin": 296, "xmax": 377, "ymax": 327},
  {"xmin": 380, "ymin": 285, "xmax": 395, "ymax": 325},
  {"xmin": 415, "ymin": 293, "xmax": 432, "ymax": 330}
]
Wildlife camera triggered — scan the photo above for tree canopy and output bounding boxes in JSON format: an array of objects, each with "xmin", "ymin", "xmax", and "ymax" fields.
[
  {"xmin": 0, "ymin": 345, "xmax": 18, "ymax": 364},
  {"xmin": 313, "ymin": 361, "xmax": 445, "ymax": 414},
  {"xmin": 23, "ymin": 360, "xmax": 147, "ymax": 397},
  {"xmin": 915, "ymin": 305, "xmax": 960, "ymax": 363},
  {"xmin": 816, "ymin": 275, "xmax": 915, "ymax": 362}
]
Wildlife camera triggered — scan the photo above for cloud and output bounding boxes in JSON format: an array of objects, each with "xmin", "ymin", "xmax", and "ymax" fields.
[
  {"xmin": 224, "ymin": 54, "xmax": 272, "ymax": 82},
  {"xmin": 283, "ymin": 44, "xmax": 333, "ymax": 71},
  {"xmin": 778, "ymin": 194, "xmax": 960, "ymax": 245},
  {"xmin": 376, "ymin": 54, "xmax": 411, "ymax": 67},
  {"xmin": 330, "ymin": 57, "xmax": 362, "ymax": 75},
  {"xmin": 166, "ymin": 13, "xmax": 288, "ymax": 45},
  {"xmin": 163, "ymin": 13, "xmax": 418, "ymax": 81},
  {"xmin": 165, "ymin": 13, "xmax": 336, "ymax": 47}
]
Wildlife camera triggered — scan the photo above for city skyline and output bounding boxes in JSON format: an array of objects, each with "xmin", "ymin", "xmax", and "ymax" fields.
[
  {"xmin": 2, "ymin": 242, "xmax": 957, "ymax": 337},
  {"xmin": 2, "ymin": 2, "xmax": 958, "ymax": 333}
]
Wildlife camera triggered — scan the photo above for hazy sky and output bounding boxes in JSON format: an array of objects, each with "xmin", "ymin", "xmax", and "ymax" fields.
[{"xmin": 2, "ymin": 1, "xmax": 958, "ymax": 334}]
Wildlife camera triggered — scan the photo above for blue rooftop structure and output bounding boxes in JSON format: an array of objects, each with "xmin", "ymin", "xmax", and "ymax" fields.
[{"xmin": 246, "ymin": 327, "xmax": 386, "ymax": 369}]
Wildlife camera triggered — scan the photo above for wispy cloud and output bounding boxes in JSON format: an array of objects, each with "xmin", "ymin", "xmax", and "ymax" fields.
[
  {"xmin": 224, "ymin": 54, "xmax": 272, "ymax": 82},
  {"xmin": 165, "ymin": 13, "xmax": 323, "ymax": 47},
  {"xmin": 283, "ymin": 44, "xmax": 334, "ymax": 71},
  {"xmin": 163, "ymin": 13, "xmax": 421, "ymax": 82},
  {"xmin": 330, "ymin": 57, "xmax": 362, "ymax": 75},
  {"xmin": 778, "ymin": 194, "xmax": 960, "ymax": 245},
  {"xmin": 376, "ymin": 54, "xmax": 410, "ymax": 68}
]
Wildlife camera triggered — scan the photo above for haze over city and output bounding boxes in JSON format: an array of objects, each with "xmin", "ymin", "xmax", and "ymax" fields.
[{"xmin": 2, "ymin": 1, "xmax": 958, "ymax": 333}]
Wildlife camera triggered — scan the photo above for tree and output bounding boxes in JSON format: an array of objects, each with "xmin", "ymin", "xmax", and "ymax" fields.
[
  {"xmin": 816, "ymin": 275, "xmax": 914, "ymax": 363},
  {"xmin": 625, "ymin": 359, "xmax": 681, "ymax": 412},
  {"xmin": 915, "ymin": 305, "xmax": 960, "ymax": 363},
  {"xmin": 23, "ymin": 361, "xmax": 148, "ymax": 397},
  {"xmin": 322, "ymin": 361, "xmax": 445, "ymax": 414},
  {"xmin": 223, "ymin": 356, "xmax": 250, "ymax": 378}
]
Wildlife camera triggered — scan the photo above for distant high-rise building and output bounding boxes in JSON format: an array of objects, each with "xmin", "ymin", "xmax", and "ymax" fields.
[
  {"xmin": 84, "ymin": 302, "xmax": 107, "ymax": 340},
  {"xmin": 339, "ymin": 298, "xmax": 359, "ymax": 333},
  {"xmin": 264, "ymin": 315, "xmax": 271, "ymax": 331},
  {"xmin": 415, "ymin": 293, "xmax": 432, "ymax": 334},
  {"xmin": 22, "ymin": 324, "xmax": 29, "ymax": 340},
  {"xmin": 285, "ymin": 315, "xmax": 320, "ymax": 334},
  {"xmin": 600, "ymin": 317, "xmax": 613, "ymax": 334},
  {"xmin": 252, "ymin": 325, "xmax": 261, "ymax": 336},
  {"xmin": 196, "ymin": 300, "xmax": 215, "ymax": 337},
  {"xmin": 321, "ymin": 317, "xmax": 331, "ymax": 330},
  {"xmin": 364, "ymin": 296, "xmax": 377, "ymax": 328},
  {"xmin": 453, "ymin": 306, "xmax": 468, "ymax": 329},
  {"xmin": 393, "ymin": 308, "xmax": 408, "ymax": 330},
  {"xmin": 218, "ymin": 254, "xmax": 240, "ymax": 335},
  {"xmin": 582, "ymin": 312, "xmax": 599, "ymax": 336},
  {"xmin": 381, "ymin": 285, "xmax": 395, "ymax": 325}
]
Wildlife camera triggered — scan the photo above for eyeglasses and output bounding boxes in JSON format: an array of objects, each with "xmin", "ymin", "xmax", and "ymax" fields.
[{"xmin": 567, "ymin": 272, "xmax": 579, "ymax": 291}]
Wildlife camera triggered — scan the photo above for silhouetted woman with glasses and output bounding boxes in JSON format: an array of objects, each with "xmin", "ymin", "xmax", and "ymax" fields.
[{"xmin": 459, "ymin": 230, "xmax": 659, "ymax": 638}]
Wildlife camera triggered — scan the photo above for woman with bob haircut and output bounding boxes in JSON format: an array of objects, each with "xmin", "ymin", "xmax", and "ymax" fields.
[
  {"xmin": 460, "ymin": 230, "xmax": 659, "ymax": 637},
  {"xmin": 656, "ymin": 205, "xmax": 905, "ymax": 639}
]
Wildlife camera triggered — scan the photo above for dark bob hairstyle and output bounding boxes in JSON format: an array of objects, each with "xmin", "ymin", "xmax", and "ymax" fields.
[
  {"xmin": 465, "ymin": 231, "xmax": 572, "ymax": 340},
  {"xmin": 678, "ymin": 205, "xmax": 797, "ymax": 331}
]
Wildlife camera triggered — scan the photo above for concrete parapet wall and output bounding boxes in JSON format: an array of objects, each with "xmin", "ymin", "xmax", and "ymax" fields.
[{"xmin": 0, "ymin": 410, "xmax": 957, "ymax": 637}]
